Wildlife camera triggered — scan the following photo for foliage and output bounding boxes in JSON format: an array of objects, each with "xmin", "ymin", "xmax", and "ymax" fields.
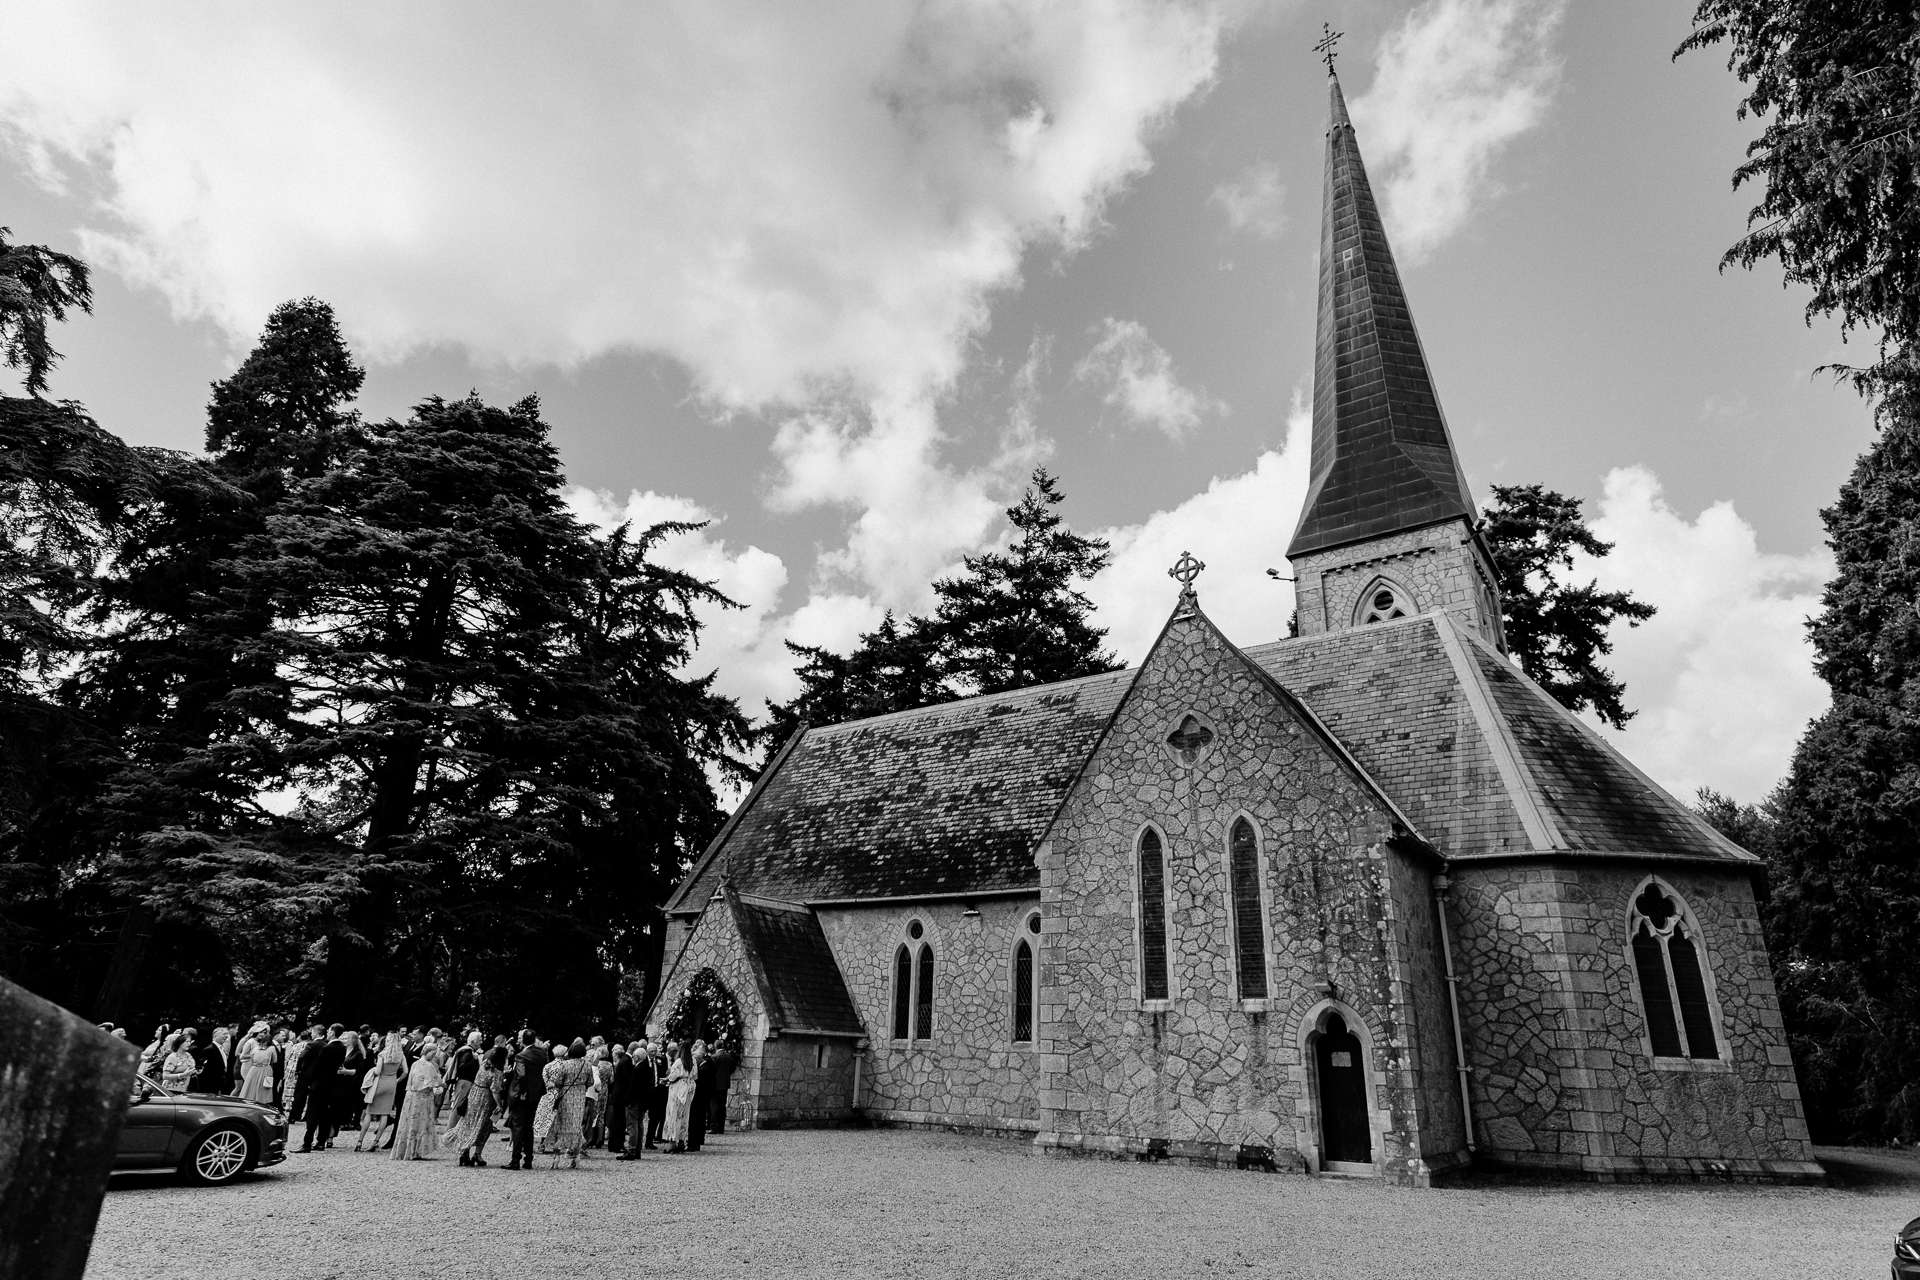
[
  {"xmin": 664, "ymin": 966, "xmax": 743, "ymax": 1049},
  {"xmin": 0, "ymin": 227, "xmax": 91, "ymax": 397},
  {"xmin": 930, "ymin": 469, "xmax": 1120, "ymax": 695},
  {"xmin": 1481, "ymin": 484, "xmax": 1656, "ymax": 729},
  {"xmin": 764, "ymin": 469, "xmax": 1118, "ymax": 750},
  {"xmin": 0, "ymin": 274, "xmax": 748, "ymax": 1035},
  {"xmin": 1760, "ymin": 386, "xmax": 1920, "ymax": 1142},
  {"xmin": 1678, "ymin": 2, "xmax": 1920, "ymax": 394}
]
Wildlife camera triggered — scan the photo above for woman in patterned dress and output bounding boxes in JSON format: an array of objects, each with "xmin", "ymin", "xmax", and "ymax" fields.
[
  {"xmin": 661, "ymin": 1040, "xmax": 695, "ymax": 1152},
  {"xmin": 444, "ymin": 1045, "xmax": 505, "ymax": 1166},
  {"xmin": 541, "ymin": 1040, "xmax": 593, "ymax": 1168},
  {"xmin": 390, "ymin": 1047, "xmax": 443, "ymax": 1160},
  {"xmin": 159, "ymin": 1032, "xmax": 197, "ymax": 1091}
]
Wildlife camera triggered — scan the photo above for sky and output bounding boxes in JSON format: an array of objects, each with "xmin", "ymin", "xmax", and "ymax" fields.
[{"xmin": 0, "ymin": 0, "xmax": 1874, "ymax": 803}]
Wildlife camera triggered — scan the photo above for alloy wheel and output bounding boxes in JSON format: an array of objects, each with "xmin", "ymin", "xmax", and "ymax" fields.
[{"xmin": 194, "ymin": 1129, "xmax": 249, "ymax": 1183}]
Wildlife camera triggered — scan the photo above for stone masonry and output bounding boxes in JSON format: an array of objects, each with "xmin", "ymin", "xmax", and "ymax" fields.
[
  {"xmin": 1035, "ymin": 599, "xmax": 1467, "ymax": 1185},
  {"xmin": 1447, "ymin": 860, "xmax": 1818, "ymax": 1179},
  {"xmin": 1291, "ymin": 518, "xmax": 1504, "ymax": 653}
]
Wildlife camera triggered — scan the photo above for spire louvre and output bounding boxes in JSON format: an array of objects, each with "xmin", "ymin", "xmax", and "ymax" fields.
[{"xmin": 1287, "ymin": 74, "xmax": 1477, "ymax": 559}]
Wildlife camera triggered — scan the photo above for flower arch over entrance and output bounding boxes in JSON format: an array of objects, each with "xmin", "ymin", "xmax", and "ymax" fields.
[{"xmin": 665, "ymin": 968, "xmax": 744, "ymax": 1049}]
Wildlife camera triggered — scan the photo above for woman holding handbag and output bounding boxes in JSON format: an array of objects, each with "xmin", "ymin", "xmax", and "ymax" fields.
[{"xmin": 353, "ymin": 1033, "xmax": 406, "ymax": 1151}]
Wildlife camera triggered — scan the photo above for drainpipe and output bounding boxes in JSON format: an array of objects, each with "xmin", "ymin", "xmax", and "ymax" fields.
[{"xmin": 1433, "ymin": 873, "xmax": 1476, "ymax": 1153}]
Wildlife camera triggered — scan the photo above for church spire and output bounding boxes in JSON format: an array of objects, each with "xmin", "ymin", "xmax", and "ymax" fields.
[{"xmin": 1287, "ymin": 73, "xmax": 1477, "ymax": 559}]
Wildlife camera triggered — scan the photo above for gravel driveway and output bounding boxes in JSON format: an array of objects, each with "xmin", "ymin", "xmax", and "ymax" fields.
[{"xmin": 86, "ymin": 1129, "xmax": 1916, "ymax": 1279}]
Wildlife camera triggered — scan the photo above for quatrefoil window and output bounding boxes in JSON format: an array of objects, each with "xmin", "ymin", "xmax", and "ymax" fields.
[{"xmin": 1166, "ymin": 713, "xmax": 1216, "ymax": 766}]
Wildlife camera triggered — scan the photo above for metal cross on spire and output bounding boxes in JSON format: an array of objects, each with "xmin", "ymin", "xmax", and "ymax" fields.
[{"xmin": 1313, "ymin": 22, "xmax": 1343, "ymax": 74}]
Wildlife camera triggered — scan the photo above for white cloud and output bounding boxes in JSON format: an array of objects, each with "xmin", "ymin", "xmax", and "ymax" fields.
[
  {"xmin": 1090, "ymin": 391, "xmax": 1310, "ymax": 657},
  {"xmin": 0, "ymin": 1, "xmax": 1226, "ymax": 410},
  {"xmin": 1574, "ymin": 466, "xmax": 1831, "ymax": 805},
  {"xmin": 1209, "ymin": 161, "xmax": 1286, "ymax": 238},
  {"xmin": 1073, "ymin": 317, "xmax": 1227, "ymax": 440},
  {"xmin": 1348, "ymin": 0, "xmax": 1563, "ymax": 263}
]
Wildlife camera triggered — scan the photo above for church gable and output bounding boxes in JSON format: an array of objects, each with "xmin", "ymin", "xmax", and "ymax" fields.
[{"xmin": 1036, "ymin": 589, "xmax": 1457, "ymax": 1180}]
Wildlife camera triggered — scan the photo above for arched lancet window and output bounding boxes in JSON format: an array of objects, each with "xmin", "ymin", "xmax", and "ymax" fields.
[
  {"xmin": 891, "ymin": 945, "xmax": 912, "ymax": 1041},
  {"xmin": 1357, "ymin": 579, "xmax": 1413, "ymax": 625},
  {"xmin": 1229, "ymin": 817, "xmax": 1268, "ymax": 1000},
  {"xmin": 914, "ymin": 943, "xmax": 935, "ymax": 1040},
  {"xmin": 1138, "ymin": 827, "xmax": 1170, "ymax": 1001},
  {"xmin": 1012, "ymin": 937, "xmax": 1034, "ymax": 1043},
  {"xmin": 1629, "ymin": 881, "xmax": 1720, "ymax": 1060}
]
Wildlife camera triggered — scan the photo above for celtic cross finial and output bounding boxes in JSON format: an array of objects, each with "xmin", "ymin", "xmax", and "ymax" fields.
[
  {"xmin": 1168, "ymin": 551, "xmax": 1205, "ymax": 595},
  {"xmin": 1313, "ymin": 22, "xmax": 1343, "ymax": 74}
]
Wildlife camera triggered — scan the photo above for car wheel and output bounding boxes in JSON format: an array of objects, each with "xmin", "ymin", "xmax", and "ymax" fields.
[{"xmin": 180, "ymin": 1125, "xmax": 253, "ymax": 1186}]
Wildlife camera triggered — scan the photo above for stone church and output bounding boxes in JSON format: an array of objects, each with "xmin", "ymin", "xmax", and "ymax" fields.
[{"xmin": 649, "ymin": 75, "xmax": 1818, "ymax": 1184}]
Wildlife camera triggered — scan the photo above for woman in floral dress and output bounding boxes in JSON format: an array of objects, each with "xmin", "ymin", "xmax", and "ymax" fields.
[
  {"xmin": 661, "ymin": 1041, "xmax": 696, "ymax": 1152},
  {"xmin": 541, "ymin": 1040, "xmax": 593, "ymax": 1168},
  {"xmin": 160, "ymin": 1032, "xmax": 197, "ymax": 1091},
  {"xmin": 444, "ymin": 1045, "xmax": 505, "ymax": 1167}
]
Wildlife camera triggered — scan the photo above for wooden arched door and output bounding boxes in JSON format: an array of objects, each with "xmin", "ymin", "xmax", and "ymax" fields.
[{"xmin": 1315, "ymin": 1013, "xmax": 1372, "ymax": 1170}]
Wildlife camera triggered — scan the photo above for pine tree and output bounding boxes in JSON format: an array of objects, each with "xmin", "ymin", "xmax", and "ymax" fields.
[
  {"xmin": 1679, "ymin": 2, "xmax": 1920, "ymax": 394},
  {"xmin": 1764, "ymin": 381, "xmax": 1920, "ymax": 1142},
  {"xmin": 1481, "ymin": 484, "xmax": 1656, "ymax": 729},
  {"xmin": 932, "ymin": 469, "xmax": 1120, "ymax": 696},
  {"xmin": 0, "ymin": 226, "xmax": 91, "ymax": 397},
  {"xmin": 763, "ymin": 611, "xmax": 950, "ymax": 749}
]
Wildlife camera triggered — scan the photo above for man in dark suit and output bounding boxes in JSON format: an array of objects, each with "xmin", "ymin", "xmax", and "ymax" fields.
[
  {"xmin": 287, "ymin": 1024, "xmax": 325, "ymax": 1125},
  {"xmin": 605, "ymin": 1043, "xmax": 631, "ymax": 1154},
  {"xmin": 686, "ymin": 1040, "xmax": 713, "ymax": 1151},
  {"xmin": 618, "ymin": 1041, "xmax": 655, "ymax": 1160},
  {"xmin": 646, "ymin": 1041, "xmax": 669, "ymax": 1148},
  {"xmin": 299, "ymin": 1025, "xmax": 347, "ymax": 1152},
  {"xmin": 506, "ymin": 1030, "xmax": 550, "ymax": 1170}
]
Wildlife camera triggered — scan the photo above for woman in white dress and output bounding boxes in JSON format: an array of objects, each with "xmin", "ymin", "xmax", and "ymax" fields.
[
  {"xmin": 661, "ymin": 1041, "xmax": 696, "ymax": 1153},
  {"xmin": 237, "ymin": 1023, "xmax": 276, "ymax": 1104},
  {"xmin": 390, "ymin": 1048, "xmax": 444, "ymax": 1161},
  {"xmin": 354, "ymin": 1033, "xmax": 407, "ymax": 1151}
]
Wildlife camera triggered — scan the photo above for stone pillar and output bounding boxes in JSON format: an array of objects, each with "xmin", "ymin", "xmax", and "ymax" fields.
[{"xmin": 0, "ymin": 976, "xmax": 139, "ymax": 1280}]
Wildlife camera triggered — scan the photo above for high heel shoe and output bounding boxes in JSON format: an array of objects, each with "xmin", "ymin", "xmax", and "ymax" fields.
[{"xmin": 458, "ymin": 1151, "xmax": 471, "ymax": 1167}]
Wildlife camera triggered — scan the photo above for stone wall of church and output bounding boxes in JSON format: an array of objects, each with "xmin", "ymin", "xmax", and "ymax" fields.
[
  {"xmin": 647, "ymin": 904, "xmax": 768, "ymax": 1131},
  {"xmin": 1290, "ymin": 519, "xmax": 1503, "ymax": 651},
  {"xmin": 1384, "ymin": 849, "xmax": 1469, "ymax": 1162},
  {"xmin": 816, "ymin": 897, "xmax": 1042, "ymax": 1133},
  {"xmin": 1035, "ymin": 606, "xmax": 1465, "ymax": 1185},
  {"xmin": 1449, "ymin": 860, "xmax": 1819, "ymax": 1179},
  {"xmin": 753, "ymin": 1035, "xmax": 860, "ymax": 1124}
]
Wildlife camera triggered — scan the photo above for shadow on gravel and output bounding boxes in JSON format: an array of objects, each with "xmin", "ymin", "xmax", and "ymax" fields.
[{"xmin": 1812, "ymin": 1146, "xmax": 1920, "ymax": 1191}]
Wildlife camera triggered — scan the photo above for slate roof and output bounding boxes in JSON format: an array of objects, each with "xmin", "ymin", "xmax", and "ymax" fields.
[
  {"xmin": 1289, "ymin": 74, "xmax": 1479, "ymax": 558},
  {"xmin": 1244, "ymin": 613, "xmax": 1753, "ymax": 865},
  {"xmin": 729, "ymin": 892, "xmax": 864, "ymax": 1036},
  {"xmin": 666, "ymin": 669, "xmax": 1133, "ymax": 913},
  {"xmin": 665, "ymin": 606, "xmax": 1750, "ymax": 925}
]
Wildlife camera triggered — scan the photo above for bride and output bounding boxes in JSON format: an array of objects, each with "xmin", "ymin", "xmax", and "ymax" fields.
[{"xmin": 661, "ymin": 1041, "xmax": 696, "ymax": 1153}]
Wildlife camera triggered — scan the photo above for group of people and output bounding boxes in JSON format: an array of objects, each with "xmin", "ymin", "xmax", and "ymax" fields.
[
  {"xmin": 130, "ymin": 1018, "xmax": 738, "ymax": 1171},
  {"xmin": 131, "ymin": 1020, "xmax": 288, "ymax": 1104}
]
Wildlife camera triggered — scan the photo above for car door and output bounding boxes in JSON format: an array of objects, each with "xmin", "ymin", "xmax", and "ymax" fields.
[{"xmin": 117, "ymin": 1076, "xmax": 178, "ymax": 1169}]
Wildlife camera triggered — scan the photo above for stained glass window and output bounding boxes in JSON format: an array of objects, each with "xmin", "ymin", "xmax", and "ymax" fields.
[
  {"xmin": 1629, "ymin": 882, "xmax": 1720, "ymax": 1060},
  {"xmin": 1229, "ymin": 818, "xmax": 1268, "ymax": 1000},
  {"xmin": 1012, "ymin": 939, "xmax": 1034, "ymax": 1042},
  {"xmin": 914, "ymin": 944, "xmax": 935, "ymax": 1040},
  {"xmin": 1139, "ymin": 828, "xmax": 1169, "ymax": 1001},
  {"xmin": 892, "ymin": 945, "xmax": 912, "ymax": 1041}
]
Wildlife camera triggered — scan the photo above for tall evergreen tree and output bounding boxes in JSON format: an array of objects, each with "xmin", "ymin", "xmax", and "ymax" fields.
[
  {"xmin": 762, "ymin": 469, "xmax": 1118, "ymax": 752},
  {"xmin": 1679, "ymin": 2, "xmax": 1920, "ymax": 393},
  {"xmin": 1764, "ymin": 381, "xmax": 1920, "ymax": 1142},
  {"xmin": 932, "ymin": 468, "xmax": 1120, "ymax": 696},
  {"xmin": 0, "ymin": 226, "xmax": 91, "ymax": 397},
  {"xmin": 763, "ymin": 611, "xmax": 950, "ymax": 750},
  {"xmin": 1481, "ymin": 483, "xmax": 1656, "ymax": 729}
]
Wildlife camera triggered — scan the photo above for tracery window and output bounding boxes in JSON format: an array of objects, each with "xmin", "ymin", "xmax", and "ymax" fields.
[
  {"xmin": 1138, "ymin": 827, "xmax": 1170, "ymax": 1002},
  {"xmin": 1357, "ymin": 580, "xmax": 1412, "ymax": 625},
  {"xmin": 914, "ymin": 944, "xmax": 935, "ymax": 1040},
  {"xmin": 1228, "ymin": 817, "xmax": 1269, "ymax": 1000},
  {"xmin": 891, "ymin": 945, "xmax": 912, "ymax": 1041},
  {"xmin": 1629, "ymin": 881, "xmax": 1720, "ymax": 1060}
]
